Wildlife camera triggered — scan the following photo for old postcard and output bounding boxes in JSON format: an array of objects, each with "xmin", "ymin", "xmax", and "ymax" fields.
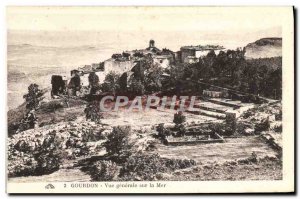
[{"xmin": 6, "ymin": 6, "xmax": 294, "ymax": 193}]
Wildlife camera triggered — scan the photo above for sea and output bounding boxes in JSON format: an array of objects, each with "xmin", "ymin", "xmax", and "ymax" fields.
[{"xmin": 7, "ymin": 29, "xmax": 280, "ymax": 110}]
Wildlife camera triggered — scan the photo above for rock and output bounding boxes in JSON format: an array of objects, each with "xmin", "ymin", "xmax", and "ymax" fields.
[
  {"xmin": 268, "ymin": 115, "xmax": 276, "ymax": 122},
  {"xmin": 245, "ymin": 128, "xmax": 255, "ymax": 135}
]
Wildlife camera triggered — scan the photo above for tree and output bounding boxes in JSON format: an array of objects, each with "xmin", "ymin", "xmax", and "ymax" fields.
[
  {"xmin": 144, "ymin": 66, "xmax": 163, "ymax": 93},
  {"xmin": 88, "ymin": 72, "xmax": 100, "ymax": 94},
  {"xmin": 88, "ymin": 72, "xmax": 99, "ymax": 87},
  {"xmin": 173, "ymin": 111, "xmax": 186, "ymax": 125},
  {"xmin": 103, "ymin": 126, "xmax": 134, "ymax": 159},
  {"xmin": 173, "ymin": 111, "xmax": 186, "ymax": 137},
  {"xmin": 84, "ymin": 101, "xmax": 103, "ymax": 123},
  {"xmin": 156, "ymin": 123, "xmax": 171, "ymax": 140},
  {"xmin": 101, "ymin": 72, "xmax": 120, "ymax": 96},
  {"xmin": 128, "ymin": 78, "xmax": 145, "ymax": 96},
  {"xmin": 23, "ymin": 84, "xmax": 44, "ymax": 110}
]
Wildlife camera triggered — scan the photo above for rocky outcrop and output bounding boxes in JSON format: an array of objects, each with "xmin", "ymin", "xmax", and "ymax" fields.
[{"xmin": 7, "ymin": 121, "xmax": 111, "ymax": 177}]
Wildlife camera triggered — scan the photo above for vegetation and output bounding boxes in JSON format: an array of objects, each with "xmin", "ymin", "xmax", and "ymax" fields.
[
  {"xmin": 103, "ymin": 126, "xmax": 134, "ymax": 160},
  {"xmin": 84, "ymin": 101, "xmax": 103, "ymax": 123},
  {"xmin": 85, "ymin": 160, "xmax": 119, "ymax": 181},
  {"xmin": 156, "ymin": 123, "xmax": 171, "ymax": 140},
  {"xmin": 88, "ymin": 72, "xmax": 100, "ymax": 94},
  {"xmin": 23, "ymin": 84, "xmax": 44, "ymax": 110},
  {"xmin": 101, "ymin": 72, "xmax": 120, "ymax": 95},
  {"xmin": 8, "ymin": 131, "xmax": 61, "ymax": 177},
  {"xmin": 127, "ymin": 79, "xmax": 145, "ymax": 95},
  {"xmin": 170, "ymin": 49, "xmax": 282, "ymax": 99},
  {"xmin": 119, "ymin": 153, "xmax": 196, "ymax": 181},
  {"xmin": 254, "ymin": 118, "xmax": 270, "ymax": 133},
  {"xmin": 173, "ymin": 111, "xmax": 186, "ymax": 125}
]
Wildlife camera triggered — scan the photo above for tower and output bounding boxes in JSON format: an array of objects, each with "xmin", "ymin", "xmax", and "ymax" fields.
[{"xmin": 149, "ymin": 39, "xmax": 155, "ymax": 48}]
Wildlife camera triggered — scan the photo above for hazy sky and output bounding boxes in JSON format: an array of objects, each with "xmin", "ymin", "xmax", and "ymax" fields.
[
  {"xmin": 7, "ymin": 7, "xmax": 286, "ymax": 32},
  {"xmin": 7, "ymin": 7, "xmax": 288, "ymax": 50}
]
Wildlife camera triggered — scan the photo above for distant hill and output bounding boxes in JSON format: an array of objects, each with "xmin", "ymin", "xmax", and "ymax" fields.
[{"xmin": 245, "ymin": 38, "xmax": 282, "ymax": 59}]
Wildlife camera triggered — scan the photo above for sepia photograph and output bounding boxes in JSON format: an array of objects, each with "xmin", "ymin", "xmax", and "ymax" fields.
[{"xmin": 6, "ymin": 6, "xmax": 294, "ymax": 193}]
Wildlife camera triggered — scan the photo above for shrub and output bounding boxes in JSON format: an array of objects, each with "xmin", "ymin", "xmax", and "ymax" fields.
[
  {"xmin": 156, "ymin": 123, "xmax": 171, "ymax": 140},
  {"xmin": 23, "ymin": 84, "xmax": 44, "ymax": 110},
  {"xmin": 7, "ymin": 153, "xmax": 38, "ymax": 177},
  {"xmin": 164, "ymin": 158, "xmax": 196, "ymax": 170},
  {"xmin": 101, "ymin": 72, "xmax": 120, "ymax": 95},
  {"xmin": 174, "ymin": 124, "xmax": 186, "ymax": 137},
  {"xmin": 173, "ymin": 111, "xmax": 186, "ymax": 125},
  {"xmin": 103, "ymin": 126, "xmax": 134, "ymax": 159},
  {"xmin": 84, "ymin": 101, "xmax": 103, "ymax": 123},
  {"xmin": 119, "ymin": 153, "xmax": 196, "ymax": 181},
  {"xmin": 275, "ymin": 110, "xmax": 282, "ymax": 121},
  {"xmin": 87, "ymin": 160, "xmax": 119, "ymax": 181},
  {"xmin": 8, "ymin": 132, "xmax": 62, "ymax": 177},
  {"xmin": 145, "ymin": 141, "xmax": 157, "ymax": 151},
  {"xmin": 208, "ymin": 122, "xmax": 226, "ymax": 135},
  {"xmin": 235, "ymin": 122, "xmax": 251, "ymax": 135},
  {"xmin": 34, "ymin": 151, "xmax": 60, "ymax": 175},
  {"xmin": 128, "ymin": 79, "xmax": 145, "ymax": 96},
  {"xmin": 237, "ymin": 152, "xmax": 258, "ymax": 165},
  {"xmin": 242, "ymin": 109, "xmax": 254, "ymax": 119},
  {"xmin": 273, "ymin": 124, "xmax": 282, "ymax": 132},
  {"xmin": 255, "ymin": 118, "xmax": 270, "ymax": 133},
  {"xmin": 119, "ymin": 153, "xmax": 166, "ymax": 181},
  {"xmin": 14, "ymin": 140, "xmax": 31, "ymax": 152}
]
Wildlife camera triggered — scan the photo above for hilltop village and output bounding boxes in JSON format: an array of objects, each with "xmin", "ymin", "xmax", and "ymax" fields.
[
  {"xmin": 8, "ymin": 38, "xmax": 283, "ymax": 182},
  {"xmin": 51, "ymin": 40, "xmax": 225, "ymax": 99}
]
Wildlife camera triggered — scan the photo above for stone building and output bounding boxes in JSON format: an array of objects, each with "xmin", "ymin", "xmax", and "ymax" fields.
[
  {"xmin": 153, "ymin": 55, "xmax": 173, "ymax": 68},
  {"xmin": 103, "ymin": 59, "xmax": 136, "ymax": 75},
  {"xmin": 184, "ymin": 56, "xmax": 199, "ymax": 64},
  {"xmin": 180, "ymin": 45, "xmax": 225, "ymax": 63}
]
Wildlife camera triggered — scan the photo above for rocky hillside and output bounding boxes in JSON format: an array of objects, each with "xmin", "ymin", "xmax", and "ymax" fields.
[{"xmin": 245, "ymin": 38, "xmax": 282, "ymax": 59}]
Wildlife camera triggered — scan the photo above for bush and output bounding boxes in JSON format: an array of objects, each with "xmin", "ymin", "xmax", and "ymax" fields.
[
  {"xmin": 84, "ymin": 101, "xmax": 103, "ymax": 123},
  {"xmin": 34, "ymin": 151, "xmax": 60, "ymax": 175},
  {"xmin": 156, "ymin": 123, "xmax": 171, "ymax": 140},
  {"xmin": 87, "ymin": 160, "xmax": 119, "ymax": 181},
  {"xmin": 8, "ymin": 130, "xmax": 62, "ymax": 177},
  {"xmin": 128, "ymin": 79, "xmax": 145, "ymax": 96},
  {"xmin": 237, "ymin": 152, "xmax": 258, "ymax": 165},
  {"xmin": 208, "ymin": 122, "xmax": 226, "ymax": 135},
  {"xmin": 236, "ymin": 122, "xmax": 253, "ymax": 135},
  {"xmin": 164, "ymin": 158, "xmax": 196, "ymax": 170},
  {"xmin": 101, "ymin": 72, "xmax": 120, "ymax": 95},
  {"xmin": 255, "ymin": 118, "xmax": 270, "ymax": 133},
  {"xmin": 119, "ymin": 153, "xmax": 196, "ymax": 181},
  {"xmin": 103, "ymin": 126, "xmax": 134, "ymax": 159},
  {"xmin": 275, "ymin": 110, "xmax": 282, "ymax": 121},
  {"xmin": 119, "ymin": 153, "xmax": 167, "ymax": 181},
  {"xmin": 174, "ymin": 124, "xmax": 186, "ymax": 137},
  {"xmin": 273, "ymin": 124, "xmax": 282, "ymax": 132},
  {"xmin": 7, "ymin": 153, "xmax": 38, "ymax": 177},
  {"xmin": 173, "ymin": 111, "xmax": 186, "ymax": 125},
  {"xmin": 242, "ymin": 109, "xmax": 254, "ymax": 119},
  {"xmin": 23, "ymin": 84, "xmax": 44, "ymax": 110}
]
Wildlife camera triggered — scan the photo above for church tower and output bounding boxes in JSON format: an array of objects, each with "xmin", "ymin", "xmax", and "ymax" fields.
[{"xmin": 149, "ymin": 39, "xmax": 155, "ymax": 48}]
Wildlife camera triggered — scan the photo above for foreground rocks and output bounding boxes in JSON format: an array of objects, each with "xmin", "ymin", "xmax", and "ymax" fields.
[{"xmin": 8, "ymin": 121, "xmax": 110, "ymax": 177}]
